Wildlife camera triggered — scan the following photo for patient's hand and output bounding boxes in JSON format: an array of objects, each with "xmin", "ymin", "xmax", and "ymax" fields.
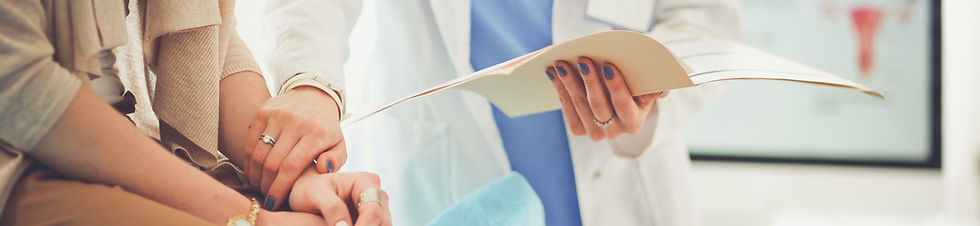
[
  {"xmin": 244, "ymin": 86, "xmax": 348, "ymax": 210},
  {"xmin": 546, "ymin": 57, "xmax": 667, "ymax": 146},
  {"xmin": 289, "ymin": 169, "xmax": 392, "ymax": 226},
  {"xmin": 257, "ymin": 210, "xmax": 329, "ymax": 226}
]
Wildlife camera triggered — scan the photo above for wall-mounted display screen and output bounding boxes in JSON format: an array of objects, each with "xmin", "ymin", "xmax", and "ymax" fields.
[{"xmin": 684, "ymin": 0, "xmax": 940, "ymax": 167}]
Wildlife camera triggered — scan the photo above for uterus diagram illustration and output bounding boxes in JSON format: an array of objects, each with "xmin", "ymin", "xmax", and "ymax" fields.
[
  {"xmin": 851, "ymin": 6, "xmax": 882, "ymax": 77},
  {"xmin": 822, "ymin": 0, "xmax": 915, "ymax": 79}
]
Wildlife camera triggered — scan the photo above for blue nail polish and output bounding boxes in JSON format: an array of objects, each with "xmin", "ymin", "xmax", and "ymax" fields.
[
  {"xmin": 603, "ymin": 66, "xmax": 614, "ymax": 80},
  {"xmin": 578, "ymin": 62, "xmax": 590, "ymax": 74},
  {"xmin": 556, "ymin": 66, "xmax": 567, "ymax": 76},
  {"xmin": 264, "ymin": 196, "xmax": 275, "ymax": 210},
  {"xmin": 546, "ymin": 71, "xmax": 555, "ymax": 80},
  {"xmin": 326, "ymin": 161, "xmax": 334, "ymax": 173}
]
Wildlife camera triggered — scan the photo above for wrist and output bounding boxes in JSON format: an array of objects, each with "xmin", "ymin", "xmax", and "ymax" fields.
[
  {"xmin": 285, "ymin": 86, "xmax": 341, "ymax": 120},
  {"xmin": 292, "ymin": 166, "xmax": 320, "ymax": 189},
  {"xmin": 227, "ymin": 197, "xmax": 261, "ymax": 226},
  {"xmin": 279, "ymin": 72, "xmax": 347, "ymax": 121},
  {"xmin": 253, "ymin": 209, "xmax": 273, "ymax": 226},
  {"xmin": 288, "ymin": 167, "xmax": 321, "ymax": 206}
]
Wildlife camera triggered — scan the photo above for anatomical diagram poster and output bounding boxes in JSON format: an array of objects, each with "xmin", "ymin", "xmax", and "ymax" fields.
[{"xmin": 684, "ymin": 0, "xmax": 935, "ymax": 164}]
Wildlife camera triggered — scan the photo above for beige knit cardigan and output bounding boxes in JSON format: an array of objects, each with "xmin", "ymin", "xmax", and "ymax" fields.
[{"xmin": 0, "ymin": 0, "xmax": 260, "ymax": 217}]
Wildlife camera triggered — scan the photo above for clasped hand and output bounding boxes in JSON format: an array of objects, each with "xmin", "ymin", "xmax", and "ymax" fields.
[
  {"xmin": 242, "ymin": 87, "xmax": 390, "ymax": 225},
  {"xmin": 258, "ymin": 170, "xmax": 391, "ymax": 226}
]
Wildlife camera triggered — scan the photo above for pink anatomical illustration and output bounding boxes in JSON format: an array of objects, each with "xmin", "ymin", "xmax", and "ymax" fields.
[
  {"xmin": 821, "ymin": 0, "xmax": 915, "ymax": 79},
  {"xmin": 851, "ymin": 6, "xmax": 882, "ymax": 77}
]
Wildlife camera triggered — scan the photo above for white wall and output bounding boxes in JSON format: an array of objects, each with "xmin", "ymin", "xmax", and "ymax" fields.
[
  {"xmin": 938, "ymin": 0, "xmax": 980, "ymax": 221},
  {"xmin": 692, "ymin": 1, "xmax": 980, "ymax": 225},
  {"xmin": 692, "ymin": 162, "xmax": 945, "ymax": 226}
]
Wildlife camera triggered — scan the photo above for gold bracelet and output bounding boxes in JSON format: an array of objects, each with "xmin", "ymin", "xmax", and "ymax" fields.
[{"xmin": 227, "ymin": 198, "xmax": 261, "ymax": 226}]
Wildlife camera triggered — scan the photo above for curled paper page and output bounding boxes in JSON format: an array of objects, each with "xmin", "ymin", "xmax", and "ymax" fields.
[{"xmin": 343, "ymin": 30, "xmax": 882, "ymax": 127}]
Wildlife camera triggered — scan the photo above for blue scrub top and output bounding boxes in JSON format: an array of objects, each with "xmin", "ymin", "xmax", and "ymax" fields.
[{"xmin": 470, "ymin": 1, "xmax": 583, "ymax": 226}]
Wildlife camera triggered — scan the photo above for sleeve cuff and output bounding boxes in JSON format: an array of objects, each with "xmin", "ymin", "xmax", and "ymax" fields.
[
  {"xmin": 278, "ymin": 72, "xmax": 350, "ymax": 121},
  {"xmin": 221, "ymin": 63, "xmax": 262, "ymax": 80}
]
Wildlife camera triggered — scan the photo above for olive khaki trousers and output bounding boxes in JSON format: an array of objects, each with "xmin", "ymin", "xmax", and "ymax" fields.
[{"xmin": 0, "ymin": 166, "xmax": 213, "ymax": 226}]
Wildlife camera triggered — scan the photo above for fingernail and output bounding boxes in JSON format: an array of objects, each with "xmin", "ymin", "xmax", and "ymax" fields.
[
  {"xmin": 263, "ymin": 196, "xmax": 275, "ymax": 210},
  {"xmin": 335, "ymin": 221, "xmax": 350, "ymax": 226},
  {"xmin": 326, "ymin": 161, "xmax": 334, "ymax": 173},
  {"xmin": 556, "ymin": 66, "xmax": 567, "ymax": 76},
  {"xmin": 546, "ymin": 71, "xmax": 555, "ymax": 80},
  {"xmin": 578, "ymin": 62, "xmax": 590, "ymax": 74},
  {"xmin": 603, "ymin": 66, "xmax": 614, "ymax": 80}
]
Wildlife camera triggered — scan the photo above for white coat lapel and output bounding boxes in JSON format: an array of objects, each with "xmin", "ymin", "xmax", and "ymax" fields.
[
  {"xmin": 429, "ymin": 0, "xmax": 511, "ymax": 171},
  {"xmin": 428, "ymin": 0, "xmax": 471, "ymax": 76}
]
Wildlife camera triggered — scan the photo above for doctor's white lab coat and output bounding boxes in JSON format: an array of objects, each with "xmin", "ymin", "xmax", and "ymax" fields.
[{"xmin": 264, "ymin": 0, "xmax": 739, "ymax": 225}]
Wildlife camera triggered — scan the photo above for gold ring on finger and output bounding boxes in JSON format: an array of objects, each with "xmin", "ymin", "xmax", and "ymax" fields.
[
  {"xmin": 358, "ymin": 188, "xmax": 385, "ymax": 208},
  {"xmin": 594, "ymin": 116, "xmax": 614, "ymax": 128}
]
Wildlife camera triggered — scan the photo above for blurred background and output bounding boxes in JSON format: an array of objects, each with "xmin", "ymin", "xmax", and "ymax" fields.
[{"xmin": 235, "ymin": 0, "xmax": 979, "ymax": 225}]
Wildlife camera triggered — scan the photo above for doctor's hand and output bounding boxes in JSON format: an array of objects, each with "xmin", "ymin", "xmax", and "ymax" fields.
[
  {"xmin": 546, "ymin": 57, "xmax": 668, "ymax": 142},
  {"xmin": 245, "ymin": 86, "xmax": 348, "ymax": 210},
  {"xmin": 288, "ymin": 169, "xmax": 392, "ymax": 226}
]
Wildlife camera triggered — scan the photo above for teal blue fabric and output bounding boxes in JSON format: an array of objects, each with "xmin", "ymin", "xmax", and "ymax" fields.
[{"xmin": 426, "ymin": 172, "xmax": 545, "ymax": 226}]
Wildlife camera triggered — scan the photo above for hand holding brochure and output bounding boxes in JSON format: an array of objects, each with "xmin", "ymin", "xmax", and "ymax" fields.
[{"xmin": 343, "ymin": 29, "xmax": 882, "ymax": 127}]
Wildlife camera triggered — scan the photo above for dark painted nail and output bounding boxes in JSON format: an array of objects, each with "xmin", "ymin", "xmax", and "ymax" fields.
[
  {"xmin": 326, "ymin": 161, "xmax": 334, "ymax": 173},
  {"xmin": 578, "ymin": 62, "xmax": 590, "ymax": 74},
  {"xmin": 556, "ymin": 66, "xmax": 567, "ymax": 76},
  {"xmin": 546, "ymin": 71, "xmax": 555, "ymax": 80},
  {"xmin": 603, "ymin": 66, "xmax": 614, "ymax": 80},
  {"xmin": 264, "ymin": 196, "xmax": 275, "ymax": 210}
]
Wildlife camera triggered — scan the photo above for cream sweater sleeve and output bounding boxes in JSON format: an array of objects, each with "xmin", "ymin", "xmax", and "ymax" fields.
[{"xmin": 221, "ymin": 31, "xmax": 263, "ymax": 79}]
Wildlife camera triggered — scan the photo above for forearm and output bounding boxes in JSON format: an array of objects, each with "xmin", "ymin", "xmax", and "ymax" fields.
[
  {"xmin": 652, "ymin": 0, "xmax": 740, "ymax": 39},
  {"xmin": 265, "ymin": 0, "xmax": 361, "ymax": 92},
  {"xmin": 218, "ymin": 71, "xmax": 271, "ymax": 167},
  {"xmin": 31, "ymin": 85, "xmax": 252, "ymax": 224}
]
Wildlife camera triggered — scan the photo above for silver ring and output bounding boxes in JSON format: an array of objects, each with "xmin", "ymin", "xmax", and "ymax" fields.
[
  {"xmin": 259, "ymin": 133, "xmax": 276, "ymax": 146},
  {"xmin": 594, "ymin": 116, "xmax": 613, "ymax": 127},
  {"xmin": 358, "ymin": 188, "xmax": 384, "ymax": 208}
]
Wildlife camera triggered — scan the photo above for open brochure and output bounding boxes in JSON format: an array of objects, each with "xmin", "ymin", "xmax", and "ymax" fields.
[{"xmin": 342, "ymin": 29, "xmax": 883, "ymax": 127}]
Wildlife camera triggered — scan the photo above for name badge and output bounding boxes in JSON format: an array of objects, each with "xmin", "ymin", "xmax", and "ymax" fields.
[{"xmin": 585, "ymin": 0, "xmax": 658, "ymax": 32}]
